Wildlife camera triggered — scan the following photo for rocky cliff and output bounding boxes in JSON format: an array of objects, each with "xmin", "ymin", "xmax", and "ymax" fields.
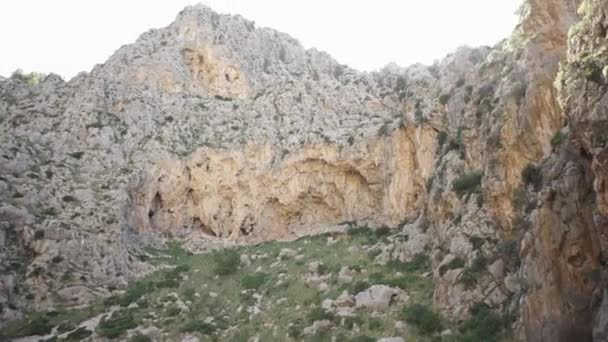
[{"xmin": 1, "ymin": 0, "xmax": 607, "ymax": 340}]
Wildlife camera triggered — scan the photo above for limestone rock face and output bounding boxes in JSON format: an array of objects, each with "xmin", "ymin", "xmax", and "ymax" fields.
[
  {"xmin": 2, "ymin": 1, "xmax": 608, "ymax": 340},
  {"xmin": 127, "ymin": 125, "xmax": 434, "ymax": 240}
]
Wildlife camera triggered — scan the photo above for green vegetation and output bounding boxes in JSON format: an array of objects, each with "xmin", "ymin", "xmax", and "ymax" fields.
[
  {"xmin": 551, "ymin": 131, "xmax": 566, "ymax": 148},
  {"xmin": 436, "ymin": 131, "xmax": 448, "ymax": 150},
  {"xmin": 452, "ymin": 171, "xmax": 483, "ymax": 198},
  {"xmin": 456, "ymin": 304, "xmax": 512, "ymax": 342},
  {"xmin": 511, "ymin": 187, "xmax": 526, "ymax": 211},
  {"xmin": 130, "ymin": 334, "xmax": 152, "ymax": 342},
  {"xmin": 439, "ymin": 93, "xmax": 451, "ymax": 105},
  {"xmin": 580, "ymin": 57, "xmax": 604, "ymax": 84},
  {"xmin": 521, "ymin": 164, "xmax": 542, "ymax": 189},
  {"xmin": 460, "ymin": 255, "xmax": 487, "ymax": 289},
  {"xmin": 415, "ymin": 109, "xmax": 426, "ymax": 125},
  {"xmin": 64, "ymin": 327, "xmax": 93, "ymax": 341},
  {"xmin": 426, "ymin": 176, "xmax": 435, "ymax": 192},
  {"xmin": 97, "ymin": 309, "xmax": 138, "ymax": 338},
  {"xmin": 11, "ymin": 69, "xmax": 45, "ymax": 85},
  {"xmin": 213, "ymin": 249, "xmax": 240, "ymax": 275},
  {"xmin": 2, "ymin": 226, "xmax": 512, "ymax": 341},
  {"xmin": 16, "ymin": 315, "xmax": 53, "ymax": 336},
  {"xmin": 241, "ymin": 272, "xmax": 268, "ymax": 290},
  {"xmin": 181, "ymin": 320, "xmax": 216, "ymax": 335},
  {"xmin": 439, "ymin": 257, "xmax": 465, "ymax": 276},
  {"xmin": 402, "ymin": 303, "xmax": 443, "ymax": 335},
  {"xmin": 498, "ymin": 240, "xmax": 521, "ymax": 271}
]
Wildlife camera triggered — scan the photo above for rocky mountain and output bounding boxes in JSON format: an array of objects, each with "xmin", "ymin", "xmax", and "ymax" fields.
[{"xmin": 0, "ymin": 0, "xmax": 607, "ymax": 340}]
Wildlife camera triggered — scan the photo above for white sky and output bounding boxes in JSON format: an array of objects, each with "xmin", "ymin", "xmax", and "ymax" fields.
[{"xmin": 0, "ymin": 0, "xmax": 521, "ymax": 80}]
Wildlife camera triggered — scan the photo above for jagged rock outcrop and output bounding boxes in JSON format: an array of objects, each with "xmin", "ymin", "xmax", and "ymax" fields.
[{"xmin": 1, "ymin": 1, "xmax": 607, "ymax": 340}]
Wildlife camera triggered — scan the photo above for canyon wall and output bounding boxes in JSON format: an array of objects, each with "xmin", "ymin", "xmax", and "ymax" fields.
[{"xmin": 1, "ymin": 0, "xmax": 607, "ymax": 340}]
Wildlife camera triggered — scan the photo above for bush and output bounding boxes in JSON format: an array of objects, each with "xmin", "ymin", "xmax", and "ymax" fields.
[
  {"xmin": 452, "ymin": 172, "xmax": 483, "ymax": 198},
  {"xmin": 511, "ymin": 187, "xmax": 526, "ymax": 211},
  {"xmin": 551, "ymin": 131, "xmax": 565, "ymax": 148},
  {"xmin": 426, "ymin": 176, "xmax": 434, "ymax": 192},
  {"xmin": 367, "ymin": 317, "xmax": 383, "ymax": 330},
  {"xmin": 457, "ymin": 304, "xmax": 508, "ymax": 342},
  {"xmin": 460, "ymin": 255, "xmax": 487, "ymax": 289},
  {"xmin": 97, "ymin": 309, "xmax": 138, "ymax": 338},
  {"xmin": 241, "ymin": 272, "xmax": 268, "ymax": 290},
  {"xmin": 439, "ymin": 257, "xmax": 465, "ymax": 276},
  {"xmin": 415, "ymin": 109, "xmax": 426, "ymax": 125},
  {"xmin": 349, "ymin": 336, "xmax": 375, "ymax": 342},
  {"xmin": 402, "ymin": 304, "xmax": 442, "ymax": 334},
  {"xmin": 213, "ymin": 249, "xmax": 240, "ymax": 276},
  {"xmin": 307, "ymin": 307, "xmax": 335, "ymax": 323},
  {"xmin": 437, "ymin": 131, "xmax": 448, "ymax": 150},
  {"xmin": 347, "ymin": 226, "xmax": 389, "ymax": 244},
  {"xmin": 15, "ymin": 315, "xmax": 54, "ymax": 337},
  {"xmin": 181, "ymin": 320, "xmax": 216, "ymax": 335},
  {"xmin": 498, "ymin": 240, "xmax": 521, "ymax": 271},
  {"xmin": 116, "ymin": 280, "xmax": 155, "ymax": 307},
  {"xmin": 64, "ymin": 327, "xmax": 93, "ymax": 341},
  {"xmin": 521, "ymin": 164, "xmax": 542, "ymax": 189},
  {"xmin": 581, "ymin": 58, "xmax": 603, "ymax": 84},
  {"xmin": 350, "ymin": 280, "xmax": 371, "ymax": 294},
  {"xmin": 130, "ymin": 334, "xmax": 152, "ymax": 342},
  {"xmin": 439, "ymin": 93, "xmax": 451, "ymax": 105},
  {"xmin": 387, "ymin": 254, "xmax": 431, "ymax": 273}
]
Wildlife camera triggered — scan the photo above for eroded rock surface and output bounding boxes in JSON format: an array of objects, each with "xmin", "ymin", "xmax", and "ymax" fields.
[{"xmin": 2, "ymin": 1, "xmax": 608, "ymax": 340}]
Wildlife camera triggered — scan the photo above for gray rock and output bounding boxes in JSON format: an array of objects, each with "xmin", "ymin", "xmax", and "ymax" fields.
[
  {"xmin": 355, "ymin": 285, "xmax": 400, "ymax": 311},
  {"xmin": 302, "ymin": 320, "xmax": 334, "ymax": 335}
]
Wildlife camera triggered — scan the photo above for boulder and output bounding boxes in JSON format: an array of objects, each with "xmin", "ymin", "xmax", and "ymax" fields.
[{"xmin": 355, "ymin": 285, "xmax": 400, "ymax": 311}]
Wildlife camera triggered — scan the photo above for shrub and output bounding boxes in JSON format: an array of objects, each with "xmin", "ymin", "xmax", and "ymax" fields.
[
  {"xmin": 181, "ymin": 320, "xmax": 216, "ymax": 335},
  {"xmin": 551, "ymin": 131, "xmax": 565, "ymax": 148},
  {"xmin": 378, "ymin": 122, "xmax": 392, "ymax": 136},
  {"xmin": 426, "ymin": 176, "xmax": 435, "ymax": 192},
  {"xmin": 307, "ymin": 307, "xmax": 335, "ymax": 323},
  {"xmin": 347, "ymin": 226, "xmax": 387, "ymax": 244},
  {"xmin": 460, "ymin": 255, "xmax": 487, "ymax": 289},
  {"xmin": 56, "ymin": 320, "xmax": 76, "ymax": 333},
  {"xmin": 498, "ymin": 240, "xmax": 521, "ymax": 271},
  {"xmin": 439, "ymin": 93, "xmax": 451, "ymax": 105},
  {"xmin": 521, "ymin": 164, "xmax": 542, "ymax": 189},
  {"xmin": 458, "ymin": 304, "xmax": 509, "ymax": 342},
  {"xmin": 581, "ymin": 58, "xmax": 603, "ymax": 84},
  {"xmin": 367, "ymin": 317, "xmax": 383, "ymax": 330},
  {"xmin": 97, "ymin": 309, "xmax": 138, "ymax": 338},
  {"xmin": 349, "ymin": 335, "xmax": 375, "ymax": 342},
  {"xmin": 402, "ymin": 303, "xmax": 442, "ymax": 334},
  {"xmin": 439, "ymin": 257, "xmax": 465, "ymax": 276},
  {"xmin": 17, "ymin": 315, "xmax": 54, "ymax": 337},
  {"xmin": 342, "ymin": 316, "xmax": 364, "ymax": 329},
  {"xmin": 387, "ymin": 254, "xmax": 431, "ymax": 273},
  {"xmin": 469, "ymin": 236, "xmax": 484, "ymax": 250},
  {"xmin": 182, "ymin": 287, "xmax": 195, "ymax": 302},
  {"xmin": 241, "ymin": 272, "xmax": 268, "ymax": 290},
  {"xmin": 116, "ymin": 280, "xmax": 155, "ymax": 306},
  {"xmin": 288, "ymin": 318, "xmax": 305, "ymax": 338},
  {"xmin": 452, "ymin": 172, "xmax": 483, "ymax": 198},
  {"xmin": 64, "ymin": 327, "xmax": 93, "ymax": 341},
  {"xmin": 415, "ymin": 109, "xmax": 426, "ymax": 125},
  {"xmin": 213, "ymin": 249, "xmax": 240, "ymax": 276},
  {"xmin": 511, "ymin": 187, "xmax": 526, "ymax": 211},
  {"xmin": 350, "ymin": 280, "xmax": 371, "ymax": 294},
  {"xmin": 437, "ymin": 131, "xmax": 448, "ymax": 150},
  {"xmin": 130, "ymin": 334, "xmax": 152, "ymax": 342}
]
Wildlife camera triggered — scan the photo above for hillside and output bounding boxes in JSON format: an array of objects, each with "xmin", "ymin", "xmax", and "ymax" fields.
[{"xmin": 1, "ymin": 0, "xmax": 607, "ymax": 341}]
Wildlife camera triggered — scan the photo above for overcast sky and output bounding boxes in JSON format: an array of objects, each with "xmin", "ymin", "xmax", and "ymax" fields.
[{"xmin": 0, "ymin": 0, "xmax": 521, "ymax": 80}]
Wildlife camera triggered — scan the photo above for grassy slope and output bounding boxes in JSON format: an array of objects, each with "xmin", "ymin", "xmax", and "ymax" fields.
[{"xmin": 1, "ymin": 228, "xmax": 512, "ymax": 341}]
